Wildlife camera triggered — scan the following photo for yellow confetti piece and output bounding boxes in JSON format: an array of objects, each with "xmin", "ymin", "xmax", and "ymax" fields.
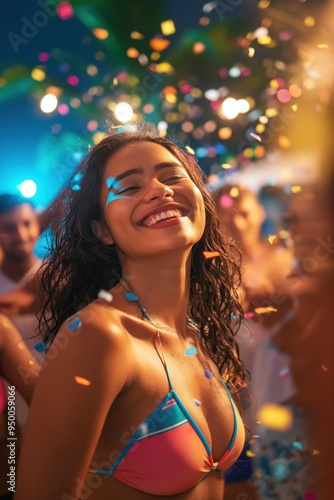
[
  {"xmin": 149, "ymin": 38, "xmax": 170, "ymax": 52},
  {"xmin": 246, "ymin": 450, "xmax": 256, "ymax": 457},
  {"xmin": 127, "ymin": 48, "xmax": 139, "ymax": 58},
  {"xmin": 304, "ymin": 16, "xmax": 315, "ymax": 27},
  {"xmin": 278, "ymin": 135, "xmax": 291, "ymax": 148},
  {"xmin": 185, "ymin": 146, "xmax": 195, "ymax": 155},
  {"xmin": 248, "ymin": 47, "xmax": 255, "ymax": 57},
  {"xmin": 221, "ymin": 163, "xmax": 233, "ymax": 169},
  {"xmin": 258, "ymin": 403, "xmax": 293, "ymax": 431},
  {"xmin": 31, "ymin": 68, "xmax": 46, "ymax": 81},
  {"xmin": 74, "ymin": 376, "xmax": 91, "ymax": 387},
  {"xmin": 161, "ymin": 20, "xmax": 175, "ymax": 36},
  {"xmin": 155, "ymin": 62, "xmax": 174, "ymax": 74},
  {"xmin": 317, "ymin": 44, "xmax": 329, "ymax": 49},
  {"xmin": 203, "ymin": 251, "xmax": 220, "ymax": 259},
  {"xmin": 92, "ymin": 28, "xmax": 109, "ymax": 40},
  {"xmin": 254, "ymin": 306, "xmax": 278, "ymax": 315},
  {"xmin": 229, "ymin": 187, "xmax": 239, "ymax": 198},
  {"xmin": 130, "ymin": 31, "xmax": 144, "ymax": 40},
  {"xmin": 268, "ymin": 234, "xmax": 277, "ymax": 245},
  {"xmin": 291, "ymin": 185, "xmax": 302, "ymax": 193}
]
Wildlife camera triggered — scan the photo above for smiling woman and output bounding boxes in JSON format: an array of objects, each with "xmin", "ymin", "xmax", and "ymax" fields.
[{"xmin": 15, "ymin": 129, "xmax": 247, "ymax": 500}]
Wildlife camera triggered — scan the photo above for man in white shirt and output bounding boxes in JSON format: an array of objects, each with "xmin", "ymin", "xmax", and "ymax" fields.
[{"xmin": 0, "ymin": 194, "xmax": 44, "ymax": 428}]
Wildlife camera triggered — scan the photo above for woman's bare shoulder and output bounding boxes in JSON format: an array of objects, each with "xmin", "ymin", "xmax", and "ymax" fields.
[{"xmin": 43, "ymin": 301, "xmax": 134, "ymax": 377}]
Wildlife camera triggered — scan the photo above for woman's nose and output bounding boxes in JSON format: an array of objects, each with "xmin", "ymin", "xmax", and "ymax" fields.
[{"xmin": 143, "ymin": 179, "xmax": 174, "ymax": 202}]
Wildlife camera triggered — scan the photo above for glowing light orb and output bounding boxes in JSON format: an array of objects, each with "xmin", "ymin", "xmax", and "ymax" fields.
[
  {"xmin": 114, "ymin": 102, "xmax": 133, "ymax": 123},
  {"xmin": 221, "ymin": 98, "xmax": 239, "ymax": 119},
  {"xmin": 57, "ymin": 2, "xmax": 74, "ymax": 20},
  {"xmin": 17, "ymin": 180, "xmax": 37, "ymax": 198},
  {"xmin": 40, "ymin": 94, "xmax": 58, "ymax": 113},
  {"xmin": 258, "ymin": 403, "xmax": 293, "ymax": 431}
]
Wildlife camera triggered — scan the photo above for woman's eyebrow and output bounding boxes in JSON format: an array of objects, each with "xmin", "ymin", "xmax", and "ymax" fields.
[{"xmin": 114, "ymin": 162, "xmax": 184, "ymax": 182}]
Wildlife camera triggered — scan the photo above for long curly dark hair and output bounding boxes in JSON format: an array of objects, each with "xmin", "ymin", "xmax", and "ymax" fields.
[{"xmin": 39, "ymin": 129, "xmax": 246, "ymax": 396}]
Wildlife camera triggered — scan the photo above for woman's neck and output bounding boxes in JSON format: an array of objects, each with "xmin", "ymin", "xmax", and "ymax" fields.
[{"xmin": 120, "ymin": 255, "xmax": 191, "ymax": 337}]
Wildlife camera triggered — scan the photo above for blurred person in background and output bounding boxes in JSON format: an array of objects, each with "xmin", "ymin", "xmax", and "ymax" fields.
[
  {"xmin": 0, "ymin": 194, "xmax": 45, "ymax": 430},
  {"xmin": 213, "ymin": 183, "xmax": 318, "ymax": 499}
]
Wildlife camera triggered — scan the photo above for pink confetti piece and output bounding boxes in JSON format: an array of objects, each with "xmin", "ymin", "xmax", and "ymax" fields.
[
  {"xmin": 249, "ymin": 132, "xmax": 262, "ymax": 142},
  {"xmin": 244, "ymin": 312, "xmax": 254, "ymax": 319},
  {"xmin": 97, "ymin": 289, "xmax": 113, "ymax": 302}
]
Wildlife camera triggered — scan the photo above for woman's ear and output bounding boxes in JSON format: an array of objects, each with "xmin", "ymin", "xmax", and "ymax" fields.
[{"xmin": 91, "ymin": 220, "xmax": 114, "ymax": 245}]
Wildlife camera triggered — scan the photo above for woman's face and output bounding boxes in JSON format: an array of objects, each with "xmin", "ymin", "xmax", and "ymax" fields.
[{"xmin": 97, "ymin": 141, "xmax": 206, "ymax": 259}]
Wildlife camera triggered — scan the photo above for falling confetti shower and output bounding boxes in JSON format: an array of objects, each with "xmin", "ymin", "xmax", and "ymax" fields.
[{"xmin": 1, "ymin": 0, "xmax": 333, "ymax": 196}]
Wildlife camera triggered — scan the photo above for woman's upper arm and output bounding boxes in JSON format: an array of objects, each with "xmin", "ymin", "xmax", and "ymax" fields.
[
  {"xmin": 15, "ymin": 308, "xmax": 131, "ymax": 500},
  {"xmin": 0, "ymin": 314, "xmax": 40, "ymax": 404}
]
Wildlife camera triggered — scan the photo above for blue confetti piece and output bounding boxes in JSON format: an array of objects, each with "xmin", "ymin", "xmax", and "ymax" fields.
[
  {"xmin": 67, "ymin": 317, "xmax": 82, "ymax": 332},
  {"xmin": 292, "ymin": 441, "xmax": 303, "ymax": 451},
  {"xmin": 204, "ymin": 369, "xmax": 213, "ymax": 380},
  {"xmin": 125, "ymin": 292, "xmax": 139, "ymax": 302},
  {"xmin": 185, "ymin": 346, "xmax": 197, "ymax": 356},
  {"xmin": 194, "ymin": 399, "xmax": 202, "ymax": 406},
  {"xmin": 34, "ymin": 342, "xmax": 47, "ymax": 353}
]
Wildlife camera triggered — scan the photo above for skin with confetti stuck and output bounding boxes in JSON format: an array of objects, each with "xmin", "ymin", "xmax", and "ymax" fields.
[{"xmin": 15, "ymin": 131, "xmax": 247, "ymax": 500}]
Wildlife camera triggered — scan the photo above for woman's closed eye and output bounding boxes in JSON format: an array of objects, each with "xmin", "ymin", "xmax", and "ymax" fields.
[
  {"xmin": 163, "ymin": 175, "xmax": 186, "ymax": 183},
  {"xmin": 117, "ymin": 185, "xmax": 139, "ymax": 194}
]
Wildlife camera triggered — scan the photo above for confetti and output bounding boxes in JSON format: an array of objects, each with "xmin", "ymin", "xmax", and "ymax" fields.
[
  {"xmin": 34, "ymin": 342, "xmax": 48, "ymax": 353},
  {"xmin": 244, "ymin": 312, "xmax": 254, "ymax": 319},
  {"xmin": 203, "ymin": 251, "xmax": 220, "ymax": 259},
  {"xmin": 219, "ymin": 194, "xmax": 233, "ymax": 208},
  {"xmin": 254, "ymin": 306, "xmax": 278, "ymax": 315},
  {"xmin": 258, "ymin": 403, "xmax": 293, "ymax": 431},
  {"xmin": 292, "ymin": 441, "xmax": 303, "ymax": 451},
  {"xmin": 204, "ymin": 369, "xmax": 213, "ymax": 380},
  {"xmin": 279, "ymin": 367, "xmax": 290, "ymax": 378},
  {"xmin": 185, "ymin": 346, "xmax": 197, "ymax": 356},
  {"xmin": 268, "ymin": 234, "xmax": 277, "ymax": 245},
  {"xmin": 249, "ymin": 132, "xmax": 262, "ymax": 142},
  {"xmin": 74, "ymin": 376, "xmax": 91, "ymax": 386},
  {"xmin": 161, "ymin": 20, "xmax": 176, "ymax": 36},
  {"xmin": 194, "ymin": 399, "xmax": 202, "ymax": 406},
  {"xmin": 125, "ymin": 292, "xmax": 139, "ymax": 302},
  {"xmin": 97, "ymin": 289, "xmax": 113, "ymax": 302},
  {"xmin": 246, "ymin": 450, "xmax": 256, "ymax": 457},
  {"xmin": 67, "ymin": 317, "xmax": 82, "ymax": 332}
]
